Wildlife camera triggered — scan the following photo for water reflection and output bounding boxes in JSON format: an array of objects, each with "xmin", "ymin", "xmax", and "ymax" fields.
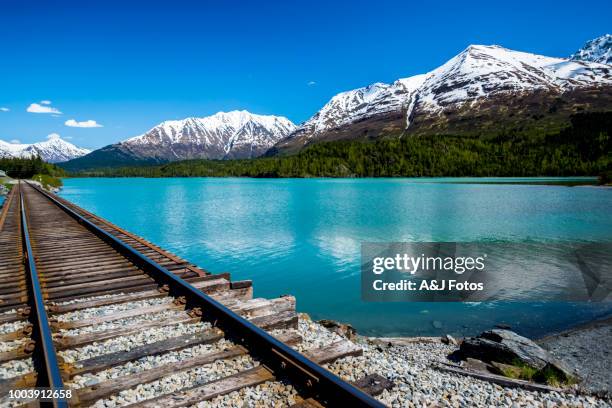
[{"xmin": 59, "ymin": 178, "xmax": 612, "ymax": 337}]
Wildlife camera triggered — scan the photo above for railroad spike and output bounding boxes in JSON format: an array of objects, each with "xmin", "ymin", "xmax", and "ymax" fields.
[{"xmin": 188, "ymin": 307, "xmax": 202, "ymax": 317}]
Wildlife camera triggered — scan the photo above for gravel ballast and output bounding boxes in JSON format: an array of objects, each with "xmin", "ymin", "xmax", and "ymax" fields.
[
  {"xmin": 92, "ymin": 355, "xmax": 256, "ymax": 407},
  {"xmin": 56, "ymin": 298, "xmax": 173, "ymax": 323},
  {"xmin": 59, "ymin": 309, "xmax": 184, "ymax": 337},
  {"xmin": 0, "ymin": 358, "xmax": 33, "ymax": 380},
  {"xmin": 69, "ymin": 339, "xmax": 236, "ymax": 389},
  {"xmin": 0, "ymin": 320, "xmax": 27, "ymax": 335},
  {"xmin": 60, "ymin": 321, "xmax": 212, "ymax": 363},
  {"xmin": 203, "ymin": 381, "xmax": 299, "ymax": 408}
]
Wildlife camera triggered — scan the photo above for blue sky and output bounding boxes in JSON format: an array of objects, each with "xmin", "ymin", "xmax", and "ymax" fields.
[{"xmin": 0, "ymin": 0, "xmax": 610, "ymax": 149}]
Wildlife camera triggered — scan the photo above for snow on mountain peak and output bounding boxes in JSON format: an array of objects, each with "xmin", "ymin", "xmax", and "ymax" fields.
[
  {"xmin": 122, "ymin": 110, "xmax": 296, "ymax": 160},
  {"xmin": 570, "ymin": 34, "xmax": 612, "ymax": 65},
  {"xmin": 293, "ymin": 43, "xmax": 612, "ymax": 139},
  {"xmin": 0, "ymin": 135, "xmax": 90, "ymax": 163},
  {"xmin": 299, "ymin": 75, "xmax": 426, "ymax": 136}
]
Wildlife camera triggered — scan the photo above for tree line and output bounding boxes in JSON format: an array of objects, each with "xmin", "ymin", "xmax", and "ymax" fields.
[
  {"xmin": 68, "ymin": 112, "xmax": 611, "ymax": 180},
  {"xmin": 0, "ymin": 156, "xmax": 67, "ymax": 179}
]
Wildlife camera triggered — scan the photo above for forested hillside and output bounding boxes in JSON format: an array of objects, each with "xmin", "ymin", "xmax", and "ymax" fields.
[{"xmin": 66, "ymin": 112, "xmax": 611, "ymax": 179}]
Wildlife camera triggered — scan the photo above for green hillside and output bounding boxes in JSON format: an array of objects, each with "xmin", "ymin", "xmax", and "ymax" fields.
[{"xmin": 65, "ymin": 112, "xmax": 611, "ymax": 179}]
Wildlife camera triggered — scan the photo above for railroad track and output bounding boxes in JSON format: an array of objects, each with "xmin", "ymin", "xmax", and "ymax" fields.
[{"xmin": 0, "ymin": 181, "xmax": 386, "ymax": 407}]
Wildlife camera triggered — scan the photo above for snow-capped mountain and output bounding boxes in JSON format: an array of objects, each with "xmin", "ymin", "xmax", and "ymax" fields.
[
  {"xmin": 570, "ymin": 34, "xmax": 612, "ymax": 65},
  {"xmin": 271, "ymin": 44, "xmax": 612, "ymax": 154},
  {"xmin": 61, "ymin": 111, "xmax": 296, "ymax": 170},
  {"xmin": 298, "ymin": 75, "xmax": 426, "ymax": 136},
  {"xmin": 0, "ymin": 135, "xmax": 90, "ymax": 163},
  {"xmin": 122, "ymin": 110, "xmax": 295, "ymax": 160}
]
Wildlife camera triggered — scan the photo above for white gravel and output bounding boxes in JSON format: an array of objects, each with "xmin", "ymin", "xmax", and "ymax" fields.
[
  {"xmin": 0, "ymin": 320, "xmax": 27, "ymax": 335},
  {"xmin": 0, "ymin": 395, "xmax": 36, "ymax": 408},
  {"xmin": 325, "ymin": 335, "xmax": 612, "ymax": 408},
  {"xmin": 268, "ymin": 316, "xmax": 612, "ymax": 408},
  {"xmin": 0, "ymin": 337, "xmax": 26, "ymax": 353},
  {"xmin": 69, "ymin": 338, "xmax": 236, "ymax": 389},
  {"xmin": 92, "ymin": 355, "xmax": 256, "ymax": 407},
  {"xmin": 56, "ymin": 298, "xmax": 173, "ymax": 323},
  {"xmin": 50, "ymin": 293, "xmax": 127, "ymax": 307},
  {"xmin": 270, "ymin": 315, "xmax": 343, "ymax": 353},
  {"xmin": 60, "ymin": 321, "xmax": 212, "ymax": 364},
  {"xmin": 0, "ymin": 357, "xmax": 33, "ymax": 380},
  {"xmin": 59, "ymin": 309, "xmax": 184, "ymax": 337},
  {"xmin": 202, "ymin": 381, "xmax": 299, "ymax": 408}
]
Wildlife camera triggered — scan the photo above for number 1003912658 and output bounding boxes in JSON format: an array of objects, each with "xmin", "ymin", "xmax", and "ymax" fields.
[{"xmin": 8, "ymin": 388, "xmax": 72, "ymax": 401}]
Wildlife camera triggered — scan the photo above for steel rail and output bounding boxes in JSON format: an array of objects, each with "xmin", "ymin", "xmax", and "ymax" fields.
[
  {"xmin": 0, "ymin": 181, "xmax": 17, "ymax": 232},
  {"xmin": 26, "ymin": 182, "xmax": 386, "ymax": 408},
  {"xmin": 19, "ymin": 182, "xmax": 68, "ymax": 408}
]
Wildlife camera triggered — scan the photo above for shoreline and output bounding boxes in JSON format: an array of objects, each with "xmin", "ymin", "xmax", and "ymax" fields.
[
  {"xmin": 321, "ymin": 312, "xmax": 612, "ymax": 386},
  {"xmin": 304, "ymin": 314, "xmax": 612, "ymax": 407},
  {"xmin": 345, "ymin": 313, "xmax": 612, "ymax": 397},
  {"xmin": 536, "ymin": 315, "xmax": 612, "ymax": 343},
  {"xmin": 62, "ymin": 174, "xmax": 603, "ymax": 185}
]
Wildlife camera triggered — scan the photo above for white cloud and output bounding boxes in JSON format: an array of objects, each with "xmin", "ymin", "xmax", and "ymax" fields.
[
  {"xmin": 40, "ymin": 100, "xmax": 51, "ymax": 105},
  {"xmin": 0, "ymin": 107, "xmax": 9, "ymax": 112},
  {"xmin": 307, "ymin": 81, "xmax": 317, "ymax": 86},
  {"xmin": 10, "ymin": 139, "xmax": 20, "ymax": 144},
  {"xmin": 64, "ymin": 119, "xmax": 103, "ymax": 128},
  {"xmin": 27, "ymin": 102, "xmax": 62, "ymax": 114},
  {"xmin": 47, "ymin": 133, "xmax": 61, "ymax": 140}
]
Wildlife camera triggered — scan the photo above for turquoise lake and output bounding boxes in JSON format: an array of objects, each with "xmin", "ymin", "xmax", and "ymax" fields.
[{"xmin": 59, "ymin": 178, "xmax": 612, "ymax": 338}]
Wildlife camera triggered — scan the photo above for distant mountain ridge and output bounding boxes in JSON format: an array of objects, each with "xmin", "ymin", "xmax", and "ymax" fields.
[
  {"xmin": 63, "ymin": 110, "xmax": 296, "ymax": 170},
  {"xmin": 270, "ymin": 42, "xmax": 612, "ymax": 155},
  {"xmin": 0, "ymin": 135, "xmax": 90, "ymax": 163}
]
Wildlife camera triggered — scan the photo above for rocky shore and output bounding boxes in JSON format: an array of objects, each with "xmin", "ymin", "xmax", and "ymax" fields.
[
  {"xmin": 538, "ymin": 317, "xmax": 612, "ymax": 396},
  {"xmin": 312, "ymin": 315, "xmax": 612, "ymax": 407}
]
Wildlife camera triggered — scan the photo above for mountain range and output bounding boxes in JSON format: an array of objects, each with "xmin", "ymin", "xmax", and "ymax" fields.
[
  {"xmin": 63, "ymin": 111, "xmax": 296, "ymax": 170},
  {"xmin": 271, "ymin": 41, "xmax": 612, "ymax": 154},
  {"xmin": 0, "ymin": 134, "xmax": 90, "ymax": 163},
  {"xmin": 60, "ymin": 34, "xmax": 612, "ymax": 170}
]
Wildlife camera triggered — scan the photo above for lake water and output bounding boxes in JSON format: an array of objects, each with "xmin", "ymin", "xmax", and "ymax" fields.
[{"xmin": 59, "ymin": 178, "xmax": 612, "ymax": 338}]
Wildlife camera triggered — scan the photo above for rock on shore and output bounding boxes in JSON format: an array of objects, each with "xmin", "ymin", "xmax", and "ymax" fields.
[
  {"xmin": 459, "ymin": 329, "xmax": 579, "ymax": 384},
  {"xmin": 312, "ymin": 316, "xmax": 611, "ymax": 407}
]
